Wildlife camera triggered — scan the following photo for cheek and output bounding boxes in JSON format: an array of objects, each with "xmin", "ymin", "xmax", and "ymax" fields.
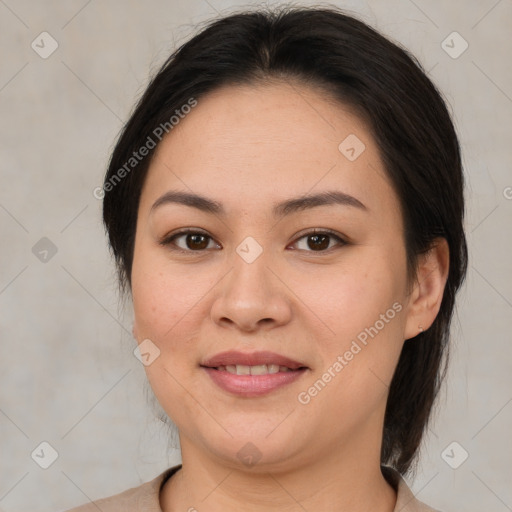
[
  {"xmin": 131, "ymin": 241, "xmax": 192, "ymax": 337},
  {"xmin": 293, "ymin": 245, "xmax": 408, "ymax": 401},
  {"xmin": 293, "ymin": 249, "xmax": 407, "ymax": 342},
  {"xmin": 130, "ymin": 254, "xmax": 207, "ymax": 422},
  {"xmin": 130, "ymin": 246, "xmax": 217, "ymax": 363}
]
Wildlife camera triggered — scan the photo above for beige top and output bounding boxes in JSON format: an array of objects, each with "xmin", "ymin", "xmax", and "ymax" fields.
[{"xmin": 64, "ymin": 464, "xmax": 440, "ymax": 511}]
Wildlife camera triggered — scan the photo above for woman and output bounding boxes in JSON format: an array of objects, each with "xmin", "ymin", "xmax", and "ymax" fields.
[{"xmin": 67, "ymin": 5, "xmax": 467, "ymax": 511}]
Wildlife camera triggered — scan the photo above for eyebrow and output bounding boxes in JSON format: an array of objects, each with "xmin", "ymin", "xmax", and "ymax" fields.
[{"xmin": 150, "ymin": 190, "xmax": 367, "ymax": 217}]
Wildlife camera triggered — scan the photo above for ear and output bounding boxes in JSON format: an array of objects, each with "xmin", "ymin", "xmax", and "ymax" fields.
[{"xmin": 404, "ymin": 238, "xmax": 450, "ymax": 340}]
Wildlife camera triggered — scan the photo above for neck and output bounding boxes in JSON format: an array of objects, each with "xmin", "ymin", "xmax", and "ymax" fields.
[{"xmin": 160, "ymin": 427, "xmax": 397, "ymax": 512}]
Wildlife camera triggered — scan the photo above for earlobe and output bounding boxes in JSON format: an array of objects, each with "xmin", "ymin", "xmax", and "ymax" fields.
[{"xmin": 404, "ymin": 238, "xmax": 450, "ymax": 340}]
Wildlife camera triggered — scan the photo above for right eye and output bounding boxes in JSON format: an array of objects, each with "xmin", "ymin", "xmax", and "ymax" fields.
[{"xmin": 160, "ymin": 229, "xmax": 221, "ymax": 252}]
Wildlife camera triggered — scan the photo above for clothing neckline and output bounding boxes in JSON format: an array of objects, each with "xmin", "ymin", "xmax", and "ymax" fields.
[{"xmin": 155, "ymin": 464, "xmax": 408, "ymax": 511}]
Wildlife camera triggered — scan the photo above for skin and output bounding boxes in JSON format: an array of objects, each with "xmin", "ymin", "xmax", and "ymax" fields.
[{"xmin": 130, "ymin": 80, "xmax": 449, "ymax": 512}]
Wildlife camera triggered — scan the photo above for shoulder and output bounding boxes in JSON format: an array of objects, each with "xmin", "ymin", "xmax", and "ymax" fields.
[
  {"xmin": 382, "ymin": 466, "xmax": 442, "ymax": 512},
  {"xmin": 62, "ymin": 465, "xmax": 181, "ymax": 512}
]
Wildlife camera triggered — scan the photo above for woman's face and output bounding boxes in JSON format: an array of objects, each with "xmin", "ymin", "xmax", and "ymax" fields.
[{"xmin": 131, "ymin": 81, "xmax": 415, "ymax": 470}]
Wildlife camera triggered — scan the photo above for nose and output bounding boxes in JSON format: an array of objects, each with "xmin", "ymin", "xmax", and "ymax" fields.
[{"xmin": 210, "ymin": 249, "xmax": 293, "ymax": 333}]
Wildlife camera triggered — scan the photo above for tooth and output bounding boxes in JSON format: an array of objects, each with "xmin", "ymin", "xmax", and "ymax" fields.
[
  {"xmin": 225, "ymin": 365, "xmax": 237, "ymax": 374},
  {"xmin": 236, "ymin": 365, "xmax": 251, "ymax": 375},
  {"xmin": 268, "ymin": 364, "xmax": 280, "ymax": 374},
  {"xmin": 279, "ymin": 366, "xmax": 291, "ymax": 372},
  {"xmin": 217, "ymin": 365, "xmax": 226, "ymax": 371},
  {"xmin": 250, "ymin": 365, "xmax": 268, "ymax": 375}
]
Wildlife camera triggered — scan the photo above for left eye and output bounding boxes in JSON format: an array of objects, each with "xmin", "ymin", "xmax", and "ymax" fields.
[{"xmin": 292, "ymin": 231, "xmax": 346, "ymax": 252}]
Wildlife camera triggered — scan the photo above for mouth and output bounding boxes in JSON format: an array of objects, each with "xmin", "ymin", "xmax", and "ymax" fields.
[
  {"xmin": 207, "ymin": 364, "xmax": 304, "ymax": 375},
  {"xmin": 200, "ymin": 351, "xmax": 309, "ymax": 397},
  {"xmin": 201, "ymin": 350, "xmax": 308, "ymax": 370}
]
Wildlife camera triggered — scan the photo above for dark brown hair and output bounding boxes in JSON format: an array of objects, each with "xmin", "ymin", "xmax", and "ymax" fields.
[{"xmin": 102, "ymin": 5, "xmax": 468, "ymax": 475}]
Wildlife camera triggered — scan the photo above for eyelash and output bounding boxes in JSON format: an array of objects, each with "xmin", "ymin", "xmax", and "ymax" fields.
[{"xmin": 159, "ymin": 228, "xmax": 347, "ymax": 254}]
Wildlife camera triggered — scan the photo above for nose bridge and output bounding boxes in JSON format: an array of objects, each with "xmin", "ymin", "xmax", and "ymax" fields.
[
  {"xmin": 210, "ymin": 240, "xmax": 291, "ymax": 330},
  {"xmin": 231, "ymin": 245, "xmax": 271, "ymax": 298}
]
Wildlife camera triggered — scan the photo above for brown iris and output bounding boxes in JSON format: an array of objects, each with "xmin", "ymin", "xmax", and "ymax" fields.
[
  {"xmin": 186, "ymin": 233, "xmax": 210, "ymax": 250},
  {"xmin": 307, "ymin": 234, "xmax": 330, "ymax": 251}
]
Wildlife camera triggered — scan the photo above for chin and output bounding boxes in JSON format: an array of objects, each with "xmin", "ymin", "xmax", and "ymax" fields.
[{"xmin": 196, "ymin": 424, "xmax": 306, "ymax": 470}]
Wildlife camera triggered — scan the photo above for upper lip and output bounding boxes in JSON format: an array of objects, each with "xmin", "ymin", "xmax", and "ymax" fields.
[{"xmin": 201, "ymin": 351, "xmax": 307, "ymax": 370}]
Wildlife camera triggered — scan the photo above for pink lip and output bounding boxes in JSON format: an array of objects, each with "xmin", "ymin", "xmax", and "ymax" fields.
[
  {"xmin": 201, "ymin": 350, "xmax": 306, "ymax": 370},
  {"xmin": 202, "ymin": 367, "xmax": 307, "ymax": 397},
  {"xmin": 200, "ymin": 351, "xmax": 309, "ymax": 397}
]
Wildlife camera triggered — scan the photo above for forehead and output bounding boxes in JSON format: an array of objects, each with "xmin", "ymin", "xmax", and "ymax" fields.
[{"xmin": 140, "ymin": 81, "xmax": 399, "ymax": 220}]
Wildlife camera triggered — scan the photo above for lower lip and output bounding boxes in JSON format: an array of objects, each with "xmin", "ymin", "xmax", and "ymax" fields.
[{"xmin": 202, "ymin": 367, "xmax": 307, "ymax": 397}]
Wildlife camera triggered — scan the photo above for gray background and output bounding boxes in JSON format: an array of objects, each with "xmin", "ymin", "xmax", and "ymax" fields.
[{"xmin": 1, "ymin": 1, "xmax": 511, "ymax": 511}]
